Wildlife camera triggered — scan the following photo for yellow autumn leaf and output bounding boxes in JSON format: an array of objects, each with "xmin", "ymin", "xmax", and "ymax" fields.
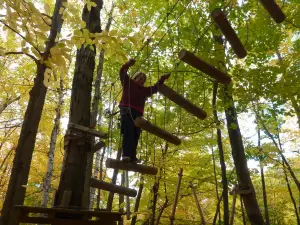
[
  {"xmin": 59, "ymin": 7, "xmax": 64, "ymax": 15},
  {"xmin": 109, "ymin": 30, "xmax": 118, "ymax": 37},
  {"xmin": 44, "ymin": 4, "xmax": 51, "ymax": 14}
]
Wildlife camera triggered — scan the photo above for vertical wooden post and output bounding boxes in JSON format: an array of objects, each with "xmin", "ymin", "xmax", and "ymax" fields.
[
  {"xmin": 125, "ymin": 171, "xmax": 131, "ymax": 220},
  {"xmin": 190, "ymin": 182, "xmax": 206, "ymax": 225},
  {"xmin": 170, "ymin": 168, "xmax": 183, "ymax": 225},
  {"xmin": 229, "ymin": 190, "xmax": 237, "ymax": 225}
]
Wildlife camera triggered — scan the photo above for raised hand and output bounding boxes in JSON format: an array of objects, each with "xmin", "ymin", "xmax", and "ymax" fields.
[{"xmin": 127, "ymin": 58, "xmax": 136, "ymax": 67}]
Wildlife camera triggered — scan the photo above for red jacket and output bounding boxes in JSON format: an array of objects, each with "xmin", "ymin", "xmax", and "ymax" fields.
[{"xmin": 119, "ymin": 63, "xmax": 165, "ymax": 114}]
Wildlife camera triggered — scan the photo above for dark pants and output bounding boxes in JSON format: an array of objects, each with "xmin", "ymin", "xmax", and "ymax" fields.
[{"xmin": 120, "ymin": 107, "xmax": 142, "ymax": 159}]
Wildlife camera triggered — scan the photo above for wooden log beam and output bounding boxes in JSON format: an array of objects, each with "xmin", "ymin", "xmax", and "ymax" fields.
[
  {"xmin": 92, "ymin": 141, "xmax": 106, "ymax": 153},
  {"xmin": 68, "ymin": 122, "xmax": 108, "ymax": 138},
  {"xmin": 178, "ymin": 49, "xmax": 231, "ymax": 85},
  {"xmin": 90, "ymin": 178, "xmax": 137, "ymax": 197},
  {"xmin": 134, "ymin": 117, "xmax": 181, "ymax": 145},
  {"xmin": 259, "ymin": 0, "xmax": 285, "ymax": 23},
  {"xmin": 159, "ymin": 84, "xmax": 207, "ymax": 120},
  {"xmin": 106, "ymin": 158, "xmax": 158, "ymax": 175},
  {"xmin": 211, "ymin": 8, "xmax": 247, "ymax": 59}
]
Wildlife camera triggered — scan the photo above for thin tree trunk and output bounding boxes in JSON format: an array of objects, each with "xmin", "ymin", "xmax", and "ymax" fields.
[
  {"xmin": 151, "ymin": 181, "xmax": 159, "ymax": 225},
  {"xmin": 258, "ymin": 128, "xmax": 270, "ymax": 225},
  {"xmin": 213, "ymin": 195, "xmax": 223, "ymax": 225},
  {"xmin": 211, "ymin": 145, "xmax": 221, "ymax": 225},
  {"xmin": 0, "ymin": 1, "xmax": 67, "ymax": 224},
  {"xmin": 155, "ymin": 181, "xmax": 168, "ymax": 225},
  {"xmin": 54, "ymin": 0, "xmax": 102, "ymax": 209},
  {"xmin": 256, "ymin": 111, "xmax": 300, "ymax": 191},
  {"xmin": 240, "ymin": 196, "xmax": 246, "ymax": 225},
  {"xmin": 283, "ymin": 167, "xmax": 300, "ymax": 224},
  {"xmin": 0, "ymin": 149, "xmax": 13, "ymax": 171},
  {"xmin": 229, "ymin": 191, "xmax": 237, "ymax": 225},
  {"xmin": 41, "ymin": 78, "xmax": 64, "ymax": 208},
  {"xmin": 0, "ymin": 96, "xmax": 21, "ymax": 115},
  {"xmin": 212, "ymin": 81, "xmax": 229, "ymax": 225},
  {"xmin": 87, "ymin": 4, "xmax": 115, "ymax": 208},
  {"xmin": 131, "ymin": 176, "xmax": 144, "ymax": 225}
]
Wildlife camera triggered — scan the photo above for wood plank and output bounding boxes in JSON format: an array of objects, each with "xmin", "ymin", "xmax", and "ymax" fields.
[
  {"xmin": 93, "ymin": 141, "xmax": 106, "ymax": 153},
  {"xmin": 159, "ymin": 84, "xmax": 207, "ymax": 120},
  {"xmin": 106, "ymin": 158, "xmax": 158, "ymax": 175},
  {"xmin": 211, "ymin": 8, "xmax": 247, "ymax": 59},
  {"xmin": 14, "ymin": 205, "xmax": 124, "ymax": 218},
  {"xmin": 68, "ymin": 123, "xmax": 108, "ymax": 139},
  {"xmin": 19, "ymin": 216, "xmax": 118, "ymax": 225},
  {"xmin": 90, "ymin": 178, "xmax": 137, "ymax": 197},
  {"xmin": 134, "ymin": 117, "xmax": 181, "ymax": 146},
  {"xmin": 259, "ymin": 0, "xmax": 285, "ymax": 23},
  {"xmin": 178, "ymin": 49, "xmax": 231, "ymax": 85}
]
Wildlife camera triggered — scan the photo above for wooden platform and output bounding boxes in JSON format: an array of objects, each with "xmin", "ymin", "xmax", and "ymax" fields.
[
  {"xmin": 90, "ymin": 178, "xmax": 137, "ymax": 197},
  {"xmin": 106, "ymin": 158, "xmax": 158, "ymax": 175},
  {"xmin": 159, "ymin": 84, "xmax": 207, "ymax": 120},
  {"xmin": 134, "ymin": 117, "xmax": 181, "ymax": 145},
  {"xmin": 14, "ymin": 205, "xmax": 124, "ymax": 225}
]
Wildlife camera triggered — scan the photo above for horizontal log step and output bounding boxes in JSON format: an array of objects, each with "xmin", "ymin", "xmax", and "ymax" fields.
[
  {"xmin": 134, "ymin": 117, "xmax": 181, "ymax": 145},
  {"xmin": 90, "ymin": 178, "xmax": 137, "ymax": 197},
  {"xmin": 106, "ymin": 158, "xmax": 158, "ymax": 175}
]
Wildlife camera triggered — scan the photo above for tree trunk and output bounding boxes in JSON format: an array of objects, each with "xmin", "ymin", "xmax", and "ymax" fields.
[
  {"xmin": 0, "ymin": 1, "xmax": 67, "ymax": 224},
  {"xmin": 87, "ymin": 5, "xmax": 114, "ymax": 208},
  {"xmin": 54, "ymin": 0, "xmax": 102, "ymax": 209},
  {"xmin": 150, "ymin": 181, "xmax": 159, "ymax": 225},
  {"xmin": 283, "ymin": 167, "xmax": 300, "ymax": 224},
  {"xmin": 223, "ymin": 87, "xmax": 264, "ymax": 224},
  {"xmin": 41, "ymin": 78, "xmax": 64, "ymax": 209},
  {"xmin": 212, "ymin": 81, "xmax": 229, "ymax": 225},
  {"xmin": 258, "ymin": 129, "xmax": 270, "ymax": 225}
]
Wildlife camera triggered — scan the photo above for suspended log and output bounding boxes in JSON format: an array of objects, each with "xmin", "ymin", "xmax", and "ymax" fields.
[
  {"xmin": 68, "ymin": 122, "xmax": 108, "ymax": 138},
  {"xmin": 178, "ymin": 49, "xmax": 231, "ymax": 84},
  {"xmin": 170, "ymin": 168, "xmax": 183, "ymax": 225},
  {"xmin": 259, "ymin": 0, "xmax": 285, "ymax": 23},
  {"xmin": 90, "ymin": 178, "xmax": 137, "ymax": 197},
  {"xmin": 106, "ymin": 158, "xmax": 158, "ymax": 175},
  {"xmin": 211, "ymin": 8, "xmax": 247, "ymax": 59},
  {"xmin": 134, "ymin": 117, "xmax": 181, "ymax": 145},
  {"xmin": 159, "ymin": 84, "xmax": 207, "ymax": 120}
]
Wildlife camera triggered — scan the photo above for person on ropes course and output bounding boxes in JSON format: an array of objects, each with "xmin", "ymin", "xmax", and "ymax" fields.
[{"xmin": 119, "ymin": 58, "xmax": 170, "ymax": 163}]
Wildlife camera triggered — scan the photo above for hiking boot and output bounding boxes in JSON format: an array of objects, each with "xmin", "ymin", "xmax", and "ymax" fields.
[
  {"xmin": 131, "ymin": 158, "xmax": 141, "ymax": 164},
  {"xmin": 122, "ymin": 156, "xmax": 131, "ymax": 162}
]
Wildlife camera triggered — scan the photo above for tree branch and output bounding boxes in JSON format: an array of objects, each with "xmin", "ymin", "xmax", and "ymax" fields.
[
  {"xmin": 4, "ymin": 51, "xmax": 37, "ymax": 62},
  {"xmin": 285, "ymin": 20, "xmax": 300, "ymax": 28}
]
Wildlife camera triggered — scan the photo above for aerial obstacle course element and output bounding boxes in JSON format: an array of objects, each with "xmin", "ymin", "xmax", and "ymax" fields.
[
  {"xmin": 159, "ymin": 84, "xmax": 207, "ymax": 120},
  {"xmin": 106, "ymin": 158, "xmax": 158, "ymax": 175},
  {"xmin": 259, "ymin": 0, "xmax": 285, "ymax": 23},
  {"xmin": 211, "ymin": 8, "xmax": 247, "ymax": 59},
  {"xmin": 178, "ymin": 49, "xmax": 231, "ymax": 85},
  {"xmin": 90, "ymin": 178, "xmax": 137, "ymax": 197},
  {"xmin": 134, "ymin": 117, "xmax": 181, "ymax": 145}
]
